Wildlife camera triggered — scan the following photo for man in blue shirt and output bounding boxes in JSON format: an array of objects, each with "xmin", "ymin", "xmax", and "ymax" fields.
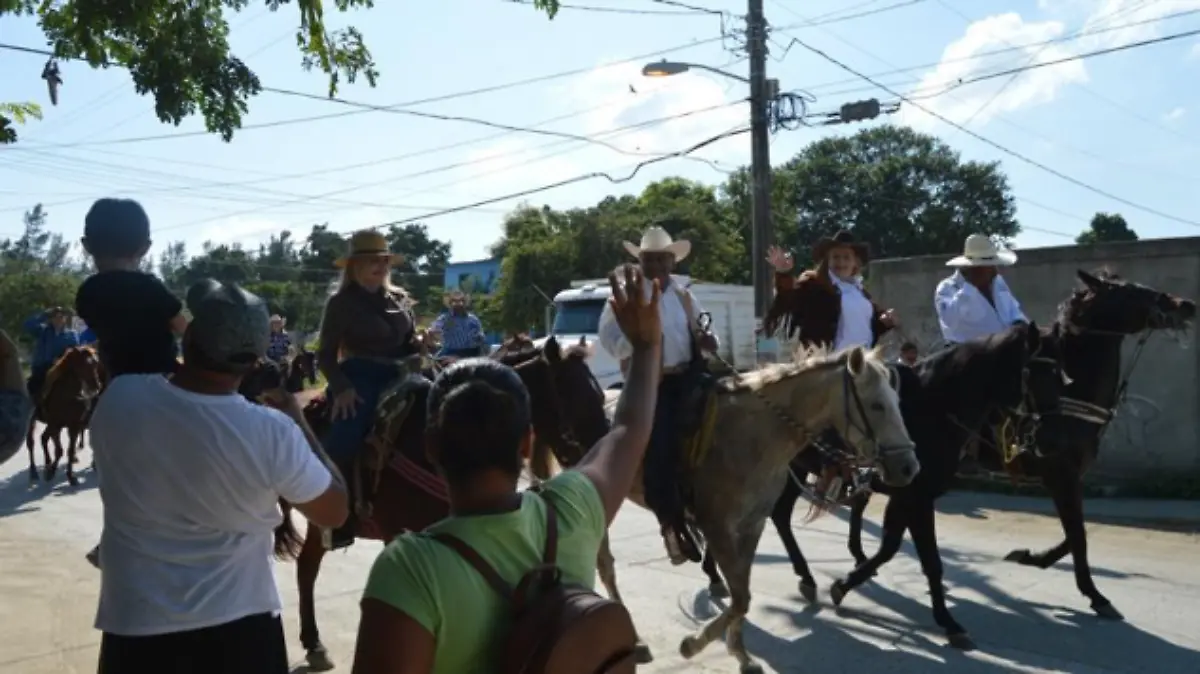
[
  {"xmin": 24, "ymin": 306, "xmax": 81, "ymax": 401},
  {"xmin": 430, "ymin": 290, "xmax": 486, "ymax": 359}
]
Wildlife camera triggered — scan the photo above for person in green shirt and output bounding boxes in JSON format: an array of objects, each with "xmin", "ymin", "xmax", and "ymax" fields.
[{"xmin": 353, "ymin": 266, "xmax": 664, "ymax": 674}]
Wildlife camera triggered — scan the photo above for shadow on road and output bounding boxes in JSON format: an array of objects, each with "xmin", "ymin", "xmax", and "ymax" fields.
[
  {"xmin": 0, "ymin": 462, "xmax": 98, "ymax": 519},
  {"xmin": 937, "ymin": 491, "xmax": 1200, "ymax": 536}
]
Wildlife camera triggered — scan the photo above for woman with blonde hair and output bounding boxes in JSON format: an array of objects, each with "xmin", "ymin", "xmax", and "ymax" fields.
[{"xmin": 316, "ymin": 229, "xmax": 419, "ymax": 549}]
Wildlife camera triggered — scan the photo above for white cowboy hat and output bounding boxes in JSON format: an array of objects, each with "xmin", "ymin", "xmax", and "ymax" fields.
[
  {"xmin": 946, "ymin": 233, "xmax": 1017, "ymax": 268},
  {"xmin": 622, "ymin": 226, "xmax": 691, "ymax": 262}
]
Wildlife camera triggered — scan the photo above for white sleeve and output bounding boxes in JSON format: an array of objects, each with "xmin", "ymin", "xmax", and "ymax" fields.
[
  {"xmin": 934, "ymin": 279, "xmax": 969, "ymax": 342},
  {"xmin": 269, "ymin": 415, "xmax": 333, "ymax": 504},
  {"xmin": 597, "ymin": 298, "xmax": 633, "ymax": 361},
  {"xmin": 995, "ymin": 276, "xmax": 1030, "ymax": 324}
]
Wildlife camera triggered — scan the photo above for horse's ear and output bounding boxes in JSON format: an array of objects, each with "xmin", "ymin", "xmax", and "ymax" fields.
[
  {"xmin": 846, "ymin": 346, "xmax": 866, "ymax": 377},
  {"xmin": 544, "ymin": 336, "xmax": 562, "ymax": 363},
  {"xmin": 1077, "ymin": 269, "xmax": 1103, "ymax": 290}
]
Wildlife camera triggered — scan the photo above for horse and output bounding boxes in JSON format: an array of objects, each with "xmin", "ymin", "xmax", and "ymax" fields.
[
  {"xmin": 997, "ymin": 269, "xmax": 1195, "ymax": 620},
  {"xmin": 521, "ymin": 342, "xmax": 919, "ymax": 672},
  {"xmin": 25, "ymin": 346, "xmax": 103, "ymax": 486},
  {"xmin": 284, "ymin": 346, "xmax": 319, "ymax": 392},
  {"xmin": 272, "ymin": 338, "xmax": 605, "ymax": 672}
]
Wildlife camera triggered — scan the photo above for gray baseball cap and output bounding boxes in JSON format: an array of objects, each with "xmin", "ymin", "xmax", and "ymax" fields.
[{"xmin": 186, "ymin": 279, "xmax": 270, "ymax": 372}]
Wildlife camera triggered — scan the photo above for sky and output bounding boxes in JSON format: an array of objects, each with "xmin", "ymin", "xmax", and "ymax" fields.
[{"xmin": 2, "ymin": 0, "xmax": 1199, "ymax": 267}]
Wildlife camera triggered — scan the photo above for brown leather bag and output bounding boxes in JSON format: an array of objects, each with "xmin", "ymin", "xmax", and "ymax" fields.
[{"xmin": 432, "ymin": 494, "xmax": 638, "ymax": 673}]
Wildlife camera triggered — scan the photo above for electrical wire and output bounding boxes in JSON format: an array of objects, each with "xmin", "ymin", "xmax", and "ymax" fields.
[
  {"xmin": 502, "ymin": 0, "xmax": 714, "ymax": 15},
  {"xmin": 780, "ymin": 35, "xmax": 1200, "ymax": 228}
]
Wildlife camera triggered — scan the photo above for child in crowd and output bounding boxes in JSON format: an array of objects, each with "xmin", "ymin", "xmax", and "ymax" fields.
[{"xmin": 75, "ymin": 198, "xmax": 188, "ymax": 568}]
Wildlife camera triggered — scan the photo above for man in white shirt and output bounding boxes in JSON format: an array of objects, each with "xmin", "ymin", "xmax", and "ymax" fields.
[
  {"xmin": 935, "ymin": 233, "xmax": 1029, "ymax": 346},
  {"xmin": 597, "ymin": 227, "xmax": 718, "ymax": 565},
  {"xmin": 90, "ymin": 279, "xmax": 349, "ymax": 674}
]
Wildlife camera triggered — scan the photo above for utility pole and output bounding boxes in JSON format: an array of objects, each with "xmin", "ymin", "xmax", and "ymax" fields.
[{"xmin": 747, "ymin": 0, "xmax": 774, "ymax": 322}]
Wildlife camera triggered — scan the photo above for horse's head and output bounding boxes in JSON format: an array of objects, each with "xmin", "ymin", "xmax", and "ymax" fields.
[
  {"xmin": 541, "ymin": 335, "xmax": 607, "ymax": 450},
  {"xmin": 495, "ymin": 333, "xmax": 537, "ymax": 358},
  {"xmin": 291, "ymin": 349, "xmax": 319, "ymax": 389},
  {"xmin": 1062, "ymin": 269, "xmax": 1196, "ymax": 336},
  {"xmin": 237, "ymin": 359, "xmax": 286, "ymax": 403},
  {"xmin": 62, "ymin": 346, "xmax": 103, "ymax": 392},
  {"xmin": 831, "ymin": 347, "xmax": 919, "ymax": 488}
]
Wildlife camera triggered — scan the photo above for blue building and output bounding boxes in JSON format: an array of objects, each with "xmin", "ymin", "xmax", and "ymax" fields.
[{"xmin": 443, "ymin": 257, "xmax": 501, "ymax": 296}]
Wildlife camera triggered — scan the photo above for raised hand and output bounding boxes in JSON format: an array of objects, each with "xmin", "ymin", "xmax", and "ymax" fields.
[
  {"xmin": 766, "ymin": 245, "xmax": 794, "ymax": 273},
  {"xmin": 608, "ymin": 264, "xmax": 661, "ymax": 349}
]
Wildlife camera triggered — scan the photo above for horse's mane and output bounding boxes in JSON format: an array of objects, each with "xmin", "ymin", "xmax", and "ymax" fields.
[
  {"xmin": 914, "ymin": 322, "xmax": 1029, "ymax": 383},
  {"xmin": 719, "ymin": 345, "xmax": 884, "ymax": 394},
  {"xmin": 47, "ymin": 345, "xmax": 96, "ymax": 379}
]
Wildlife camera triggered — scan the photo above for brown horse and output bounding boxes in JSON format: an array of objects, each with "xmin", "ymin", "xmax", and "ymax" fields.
[
  {"xmin": 26, "ymin": 346, "xmax": 103, "ymax": 486},
  {"xmin": 272, "ymin": 338, "xmax": 602, "ymax": 672}
]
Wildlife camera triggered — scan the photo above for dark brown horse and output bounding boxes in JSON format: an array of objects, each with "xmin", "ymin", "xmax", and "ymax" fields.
[
  {"xmin": 740, "ymin": 269, "xmax": 1195, "ymax": 642},
  {"xmin": 26, "ymin": 346, "xmax": 103, "ymax": 486},
  {"xmin": 272, "ymin": 337, "xmax": 606, "ymax": 672}
]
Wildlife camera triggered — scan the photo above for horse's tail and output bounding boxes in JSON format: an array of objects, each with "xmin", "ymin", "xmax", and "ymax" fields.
[{"xmin": 274, "ymin": 499, "xmax": 305, "ymax": 561}]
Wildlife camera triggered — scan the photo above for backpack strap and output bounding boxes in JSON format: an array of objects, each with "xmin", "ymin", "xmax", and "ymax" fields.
[{"xmin": 429, "ymin": 489, "xmax": 560, "ymax": 602}]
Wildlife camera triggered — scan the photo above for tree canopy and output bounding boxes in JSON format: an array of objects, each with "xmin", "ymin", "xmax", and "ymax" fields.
[
  {"xmin": 0, "ymin": 0, "xmax": 559, "ymax": 143},
  {"xmin": 1076, "ymin": 212, "xmax": 1138, "ymax": 245}
]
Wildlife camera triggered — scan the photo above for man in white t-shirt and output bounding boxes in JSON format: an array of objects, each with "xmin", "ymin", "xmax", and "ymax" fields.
[{"xmin": 90, "ymin": 279, "xmax": 349, "ymax": 674}]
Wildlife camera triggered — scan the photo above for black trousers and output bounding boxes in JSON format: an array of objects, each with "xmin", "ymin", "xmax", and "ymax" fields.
[
  {"xmin": 98, "ymin": 612, "xmax": 288, "ymax": 674},
  {"xmin": 644, "ymin": 373, "xmax": 687, "ymax": 527}
]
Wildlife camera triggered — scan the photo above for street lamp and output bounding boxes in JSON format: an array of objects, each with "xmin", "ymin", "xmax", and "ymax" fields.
[{"xmin": 640, "ymin": 60, "xmax": 750, "ymax": 84}]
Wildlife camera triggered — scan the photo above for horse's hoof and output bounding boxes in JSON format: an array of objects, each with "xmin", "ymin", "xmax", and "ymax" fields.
[
  {"xmin": 830, "ymin": 579, "xmax": 849, "ymax": 606},
  {"xmin": 708, "ymin": 582, "xmax": 729, "ymax": 599},
  {"xmin": 679, "ymin": 635, "xmax": 703, "ymax": 659},
  {"xmin": 799, "ymin": 580, "xmax": 818, "ymax": 603},
  {"xmin": 306, "ymin": 647, "xmax": 335, "ymax": 672},
  {"xmin": 740, "ymin": 663, "xmax": 764, "ymax": 674},
  {"xmin": 28, "ymin": 470, "xmax": 37, "ymax": 484},
  {"xmin": 633, "ymin": 641, "xmax": 654, "ymax": 664},
  {"xmin": 948, "ymin": 632, "xmax": 976, "ymax": 651},
  {"xmin": 1004, "ymin": 549, "xmax": 1033, "ymax": 565},
  {"xmin": 67, "ymin": 475, "xmax": 79, "ymax": 487},
  {"xmin": 1093, "ymin": 602, "xmax": 1125, "ymax": 621}
]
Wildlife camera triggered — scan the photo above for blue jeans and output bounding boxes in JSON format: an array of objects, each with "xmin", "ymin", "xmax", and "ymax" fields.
[{"xmin": 322, "ymin": 358, "xmax": 404, "ymax": 463}]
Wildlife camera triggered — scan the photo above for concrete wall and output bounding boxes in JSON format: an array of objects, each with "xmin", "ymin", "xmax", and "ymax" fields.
[{"xmin": 867, "ymin": 236, "xmax": 1200, "ymax": 480}]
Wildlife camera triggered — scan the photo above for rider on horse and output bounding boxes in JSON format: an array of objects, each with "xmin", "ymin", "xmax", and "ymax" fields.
[
  {"xmin": 266, "ymin": 315, "xmax": 292, "ymax": 363},
  {"xmin": 935, "ymin": 233, "xmax": 1030, "ymax": 473},
  {"xmin": 597, "ymin": 226, "xmax": 717, "ymax": 565},
  {"xmin": 316, "ymin": 229, "xmax": 422, "ymax": 550},
  {"xmin": 24, "ymin": 307, "xmax": 80, "ymax": 403},
  {"xmin": 430, "ymin": 290, "xmax": 487, "ymax": 360}
]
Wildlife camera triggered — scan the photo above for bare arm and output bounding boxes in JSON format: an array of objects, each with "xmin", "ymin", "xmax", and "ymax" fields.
[
  {"xmin": 574, "ymin": 341, "xmax": 661, "ymax": 525},
  {"xmin": 352, "ymin": 599, "xmax": 436, "ymax": 674}
]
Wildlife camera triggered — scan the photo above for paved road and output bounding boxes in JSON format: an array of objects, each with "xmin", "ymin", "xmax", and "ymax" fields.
[{"xmin": 1, "ymin": 446, "xmax": 1198, "ymax": 673}]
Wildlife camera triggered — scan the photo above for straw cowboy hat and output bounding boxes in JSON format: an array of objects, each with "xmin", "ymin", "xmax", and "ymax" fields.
[
  {"xmin": 334, "ymin": 229, "xmax": 406, "ymax": 268},
  {"xmin": 946, "ymin": 233, "xmax": 1017, "ymax": 268},
  {"xmin": 812, "ymin": 230, "xmax": 869, "ymax": 263},
  {"xmin": 622, "ymin": 226, "xmax": 691, "ymax": 262}
]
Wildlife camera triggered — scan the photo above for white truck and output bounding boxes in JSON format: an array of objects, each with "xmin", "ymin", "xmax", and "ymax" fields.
[{"xmin": 536, "ymin": 277, "xmax": 757, "ymax": 389}]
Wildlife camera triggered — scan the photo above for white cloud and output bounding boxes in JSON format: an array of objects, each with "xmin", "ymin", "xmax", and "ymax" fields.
[
  {"xmin": 454, "ymin": 59, "xmax": 750, "ymax": 195},
  {"xmin": 901, "ymin": 13, "xmax": 1088, "ymax": 130},
  {"xmin": 1164, "ymin": 106, "xmax": 1186, "ymax": 122},
  {"xmin": 1076, "ymin": 0, "xmax": 1200, "ymax": 51}
]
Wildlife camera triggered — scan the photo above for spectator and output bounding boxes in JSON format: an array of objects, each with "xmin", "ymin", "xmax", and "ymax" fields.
[
  {"xmin": 76, "ymin": 196, "xmax": 189, "ymax": 570},
  {"xmin": 352, "ymin": 265, "xmax": 662, "ymax": 672},
  {"xmin": 899, "ymin": 341, "xmax": 919, "ymax": 366},
  {"xmin": 23, "ymin": 306, "xmax": 80, "ymax": 401},
  {"xmin": 430, "ymin": 290, "xmax": 486, "ymax": 359},
  {"xmin": 0, "ymin": 329, "xmax": 34, "ymax": 466},
  {"xmin": 266, "ymin": 315, "xmax": 292, "ymax": 362},
  {"xmin": 90, "ymin": 279, "xmax": 348, "ymax": 674}
]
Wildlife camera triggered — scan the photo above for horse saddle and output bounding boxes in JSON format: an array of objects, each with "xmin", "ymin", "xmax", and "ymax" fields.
[
  {"xmin": 356, "ymin": 374, "xmax": 433, "ymax": 516},
  {"xmin": 676, "ymin": 368, "xmax": 721, "ymax": 469}
]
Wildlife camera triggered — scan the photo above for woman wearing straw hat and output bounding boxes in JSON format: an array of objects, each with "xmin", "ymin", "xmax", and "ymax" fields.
[
  {"xmin": 762, "ymin": 230, "xmax": 897, "ymax": 351},
  {"xmin": 315, "ymin": 229, "xmax": 419, "ymax": 549}
]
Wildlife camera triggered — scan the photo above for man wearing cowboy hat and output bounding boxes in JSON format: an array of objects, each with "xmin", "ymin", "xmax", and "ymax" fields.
[
  {"xmin": 936, "ymin": 233, "xmax": 1029, "ymax": 475},
  {"xmin": 23, "ymin": 306, "xmax": 81, "ymax": 401},
  {"xmin": 430, "ymin": 289, "xmax": 487, "ymax": 359},
  {"xmin": 266, "ymin": 314, "xmax": 292, "ymax": 363},
  {"xmin": 935, "ymin": 233, "xmax": 1028, "ymax": 346},
  {"xmin": 598, "ymin": 226, "xmax": 717, "ymax": 565}
]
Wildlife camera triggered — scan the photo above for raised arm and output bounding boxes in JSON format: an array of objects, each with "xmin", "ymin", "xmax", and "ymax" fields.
[
  {"xmin": 22, "ymin": 311, "xmax": 48, "ymax": 337},
  {"xmin": 574, "ymin": 266, "xmax": 662, "ymax": 525}
]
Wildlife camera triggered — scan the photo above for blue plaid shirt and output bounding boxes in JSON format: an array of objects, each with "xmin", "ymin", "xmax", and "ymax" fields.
[
  {"xmin": 267, "ymin": 331, "xmax": 292, "ymax": 362},
  {"xmin": 432, "ymin": 311, "xmax": 484, "ymax": 351},
  {"xmin": 24, "ymin": 312, "xmax": 80, "ymax": 369}
]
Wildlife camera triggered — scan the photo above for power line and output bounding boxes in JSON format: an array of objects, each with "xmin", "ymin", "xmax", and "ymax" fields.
[
  {"xmin": 502, "ymin": 0, "xmax": 714, "ymax": 15},
  {"xmin": 780, "ymin": 35, "xmax": 1200, "ymax": 228}
]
